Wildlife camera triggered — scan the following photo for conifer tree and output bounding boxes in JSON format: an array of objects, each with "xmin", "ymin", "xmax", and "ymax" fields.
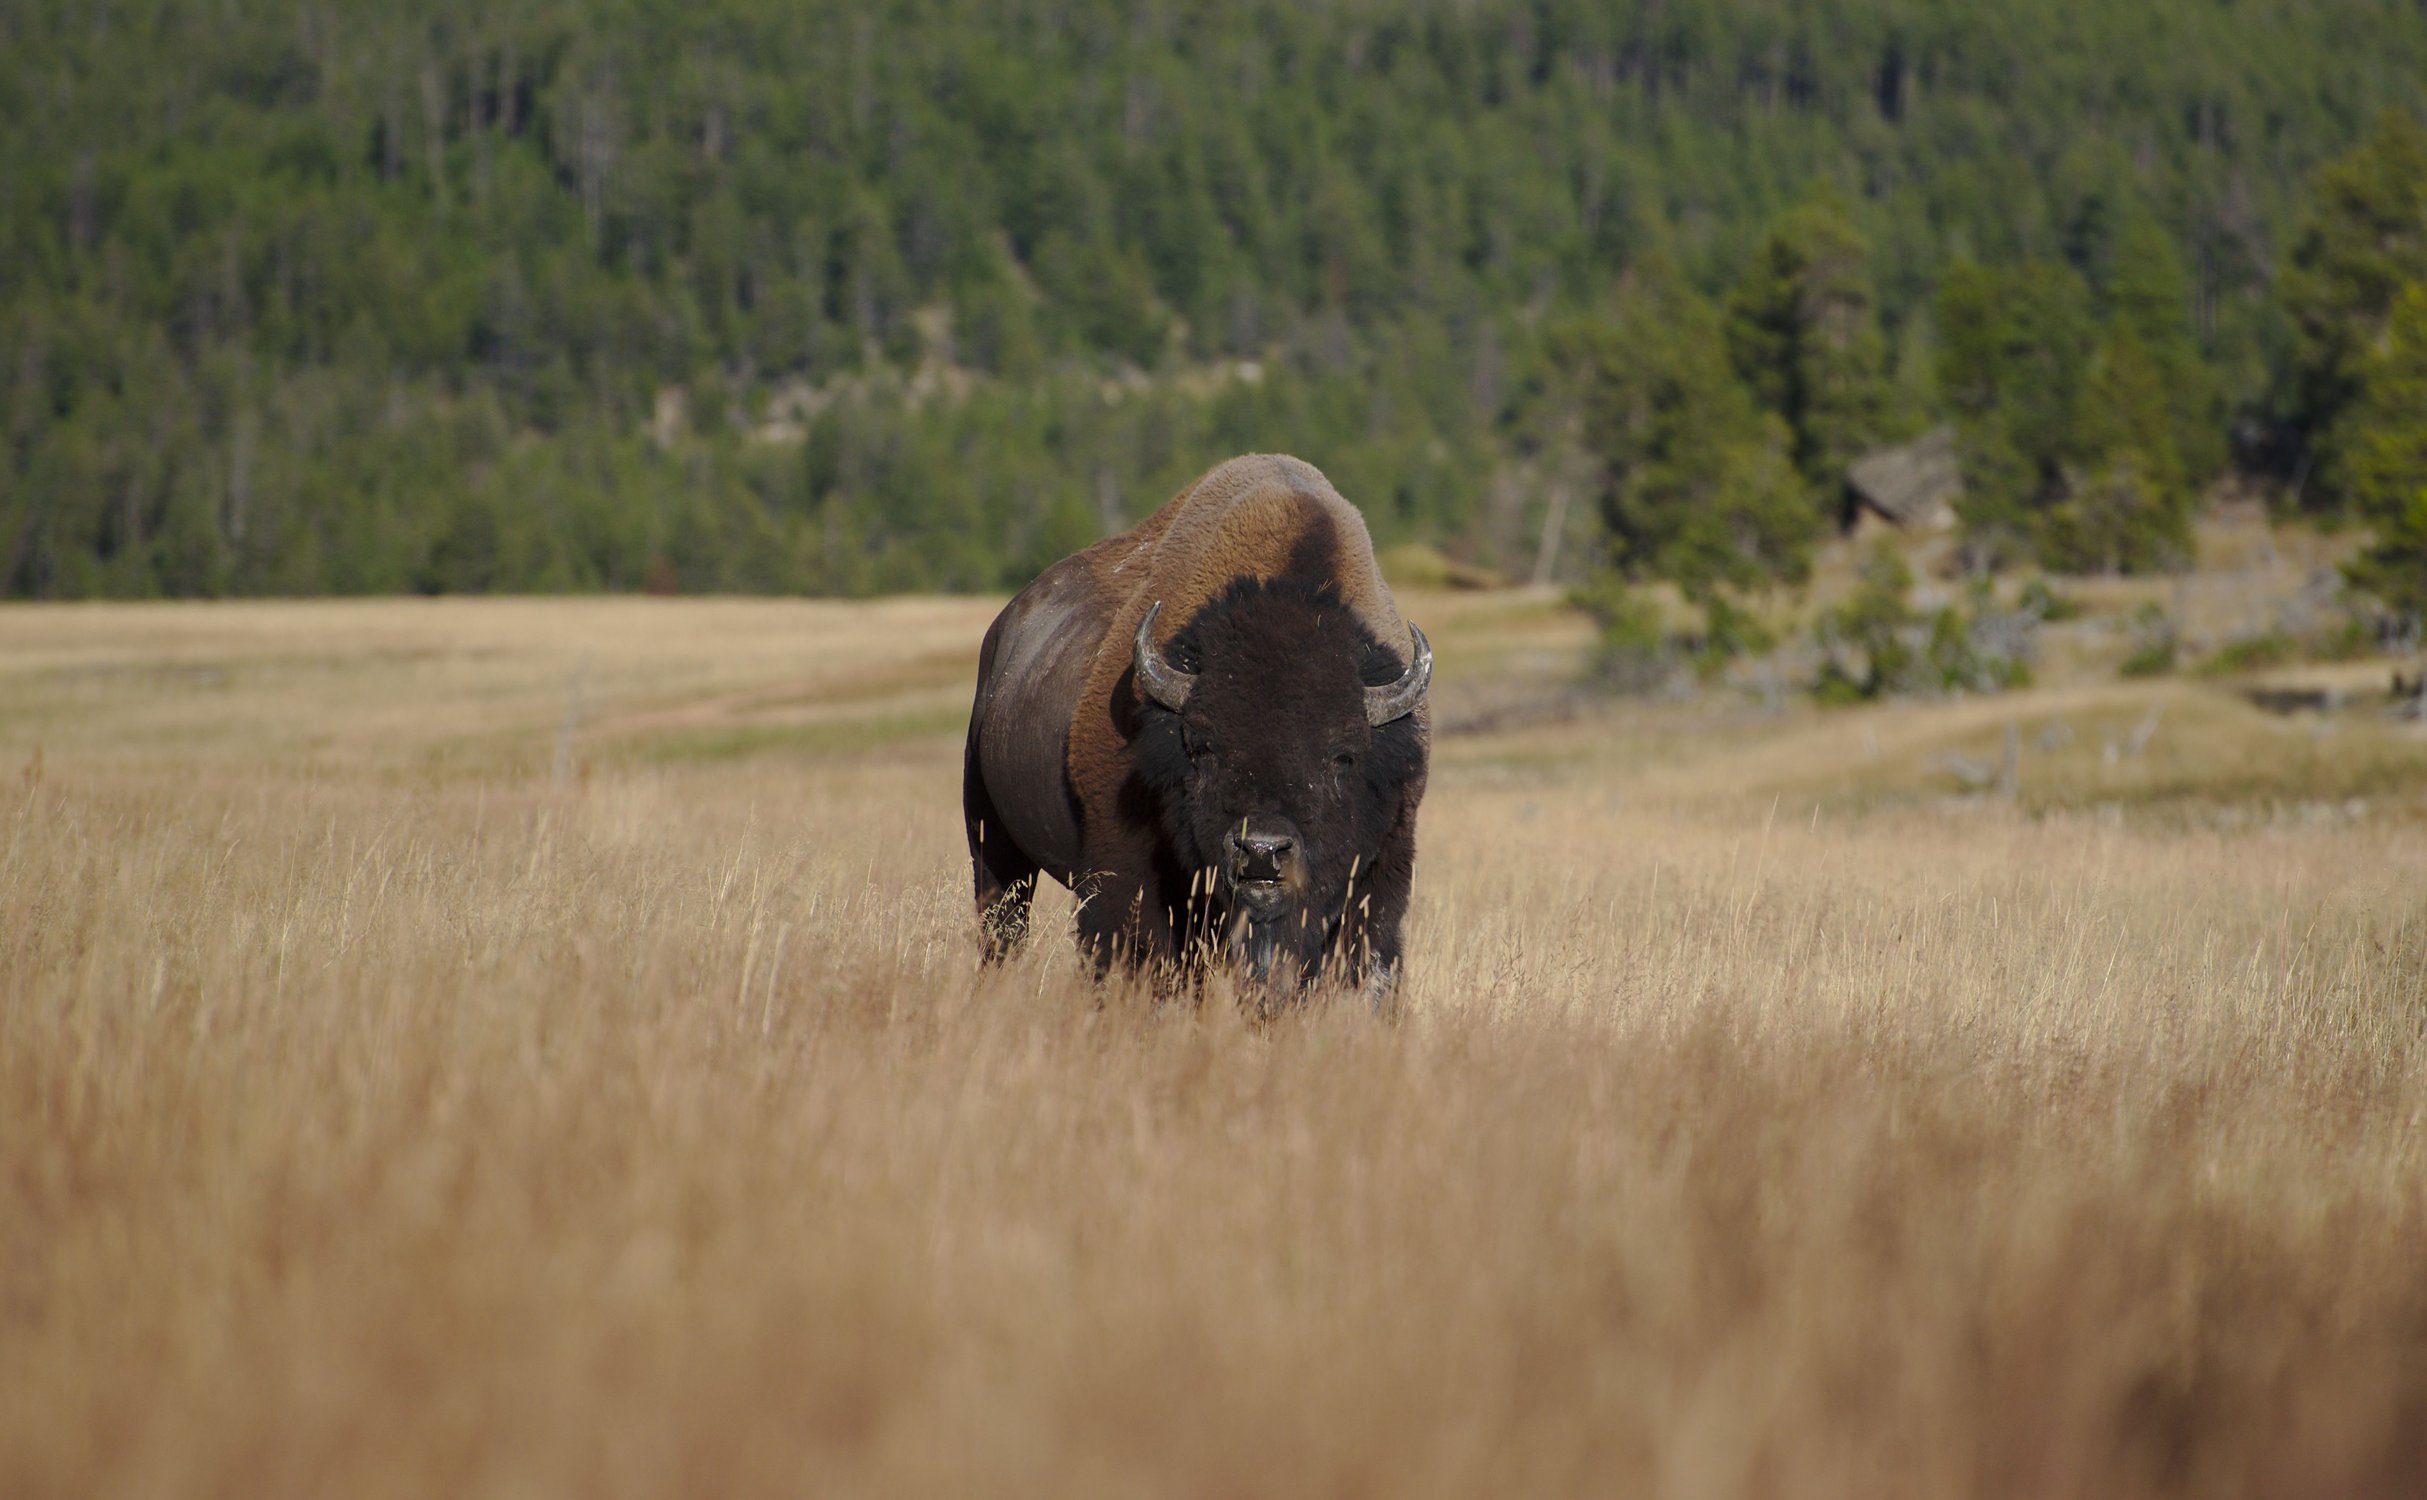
[
  {"xmin": 2279, "ymin": 109, "xmax": 2427, "ymax": 508},
  {"xmin": 3, "ymin": 1, "xmax": 2425, "ymax": 598},
  {"xmin": 2104, "ymin": 209, "xmax": 2222, "ymax": 481},
  {"xmin": 1726, "ymin": 203, "xmax": 1894, "ymax": 490},
  {"xmin": 1935, "ymin": 259, "xmax": 2101, "ymax": 567},
  {"xmin": 2044, "ymin": 333, "xmax": 2195, "ymax": 574},
  {"xmin": 2341, "ymin": 281, "xmax": 2427, "ymax": 623},
  {"xmin": 1584, "ymin": 259, "xmax": 1815, "ymax": 601}
]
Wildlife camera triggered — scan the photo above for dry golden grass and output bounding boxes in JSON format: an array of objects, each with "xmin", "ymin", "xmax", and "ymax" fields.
[{"xmin": 5, "ymin": 595, "xmax": 2427, "ymax": 1499}]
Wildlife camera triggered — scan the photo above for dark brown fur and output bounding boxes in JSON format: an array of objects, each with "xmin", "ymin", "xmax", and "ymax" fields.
[{"xmin": 962, "ymin": 455, "xmax": 1429, "ymax": 992}]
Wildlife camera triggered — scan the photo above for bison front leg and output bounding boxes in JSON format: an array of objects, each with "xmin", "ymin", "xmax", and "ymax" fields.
[
  {"xmin": 1342, "ymin": 802, "xmax": 1419, "ymax": 1010},
  {"xmin": 1073, "ymin": 869, "xmax": 1180, "ymax": 979}
]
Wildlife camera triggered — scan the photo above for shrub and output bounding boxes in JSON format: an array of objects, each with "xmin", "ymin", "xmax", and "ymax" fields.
[
  {"xmin": 1812, "ymin": 547, "xmax": 1919, "ymax": 702},
  {"xmin": 2200, "ymin": 632, "xmax": 2298, "ymax": 676},
  {"xmin": 1812, "ymin": 546, "xmax": 2034, "ymax": 701},
  {"xmin": 1692, "ymin": 596, "xmax": 1778, "ymax": 681},
  {"xmin": 2119, "ymin": 603, "xmax": 2178, "ymax": 678},
  {"xmin": 2017, "ymin": 577, "xmax": 2086, "ymax": 622},
  {"xmin": 1573, "ymin": 574, "xmax": 1676, "ymax": 695}
]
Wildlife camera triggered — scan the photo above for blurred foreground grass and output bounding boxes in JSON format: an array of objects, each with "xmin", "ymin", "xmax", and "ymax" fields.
[{"xmin": 3, "ymin": 594, "xmax": 2425, "ymax": 1498}]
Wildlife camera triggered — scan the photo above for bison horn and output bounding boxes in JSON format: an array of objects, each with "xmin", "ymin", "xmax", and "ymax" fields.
[
  {"xmin": 1365, "ymin": 624, "xmax": 1432, "ymax": 726},
  {"xmin": 1132, "ymin": 601, "xmax": 1194, "ymax": 711}
]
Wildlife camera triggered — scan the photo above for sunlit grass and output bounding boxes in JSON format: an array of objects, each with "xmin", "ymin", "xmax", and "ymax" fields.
[{"xmin": 3, "ymin": 596, "xmax": 2425, "ymax": 1497}]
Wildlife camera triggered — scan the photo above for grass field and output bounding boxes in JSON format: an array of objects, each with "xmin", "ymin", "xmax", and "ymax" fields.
[{"xmin": 6, "ymin": 592, "xmax": 2427, "ymax": 1498}]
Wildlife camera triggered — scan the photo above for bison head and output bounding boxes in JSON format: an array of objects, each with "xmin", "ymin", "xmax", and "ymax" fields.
[{"xmin": 1130, "ymin": 578, "xmax": 1429, "ymax": 985}]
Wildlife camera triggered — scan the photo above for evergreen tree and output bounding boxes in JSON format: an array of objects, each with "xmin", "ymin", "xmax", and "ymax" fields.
[
  {"xmin": 1726, "ymin": 202, "xmax": 1895, "ymax": 490},
  {"xmin": 1936, "ymin": 260, "xmax": 2095, "ymax": 567},
  {"xmin": 2341, "ymin": 281, "xmax": 2427, "ymax": 624},
  {"xmin": 2278, "ymin": 109, "xmax": 2427, "ymax": 509},
  {"xmin": 1937, "ymin": 255, "xmax": 2191, "ymax": 573},
  {"xmin": 3, "ymin": 1, "xmax": 2425, "ymax": 598},
  {"xmin": 1582, "ymin": 260, "xmax": 1816, "ymax": 601},
  {"xmin": 2103, "ymin": 209, "xmax": 2222, "ymax": 482},
  {"xmin": 2076, "ymin": 335, "xmax": 2189, "ymax": 507}
]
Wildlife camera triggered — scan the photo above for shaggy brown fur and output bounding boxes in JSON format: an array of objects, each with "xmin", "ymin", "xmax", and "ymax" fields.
[{"xmin": 1068, "ymin": 455, "xmax": 1417, "ymax": 812}]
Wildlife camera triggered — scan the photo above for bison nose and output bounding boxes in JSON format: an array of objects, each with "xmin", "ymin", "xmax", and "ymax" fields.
[
  {"xmin": 1226, "ymin": 821, "xmax": 1299, "ymax": 886},
  {"xmin": 1238, "ymin": 831, "xmax": 1293, "ymax": 878}
]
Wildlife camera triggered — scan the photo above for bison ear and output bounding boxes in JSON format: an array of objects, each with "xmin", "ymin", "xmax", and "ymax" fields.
[
  {"xmin": 1133, "ymin": 601, "xmax": 1195, "ymax": 711},
  {"xmin": 1364, "ymin": 623, "xmax": 1431, "ymax": 725}
]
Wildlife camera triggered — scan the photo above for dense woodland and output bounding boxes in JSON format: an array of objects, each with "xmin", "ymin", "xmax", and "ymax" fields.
[{"xmin": 3, "ymin": 0, "xmax": 2425, "ymax": 614}]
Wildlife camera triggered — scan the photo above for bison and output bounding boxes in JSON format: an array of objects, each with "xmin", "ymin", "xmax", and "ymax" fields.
[{"xmin": 962, "ymin": 454, "xmax": 1431, "ymax": 998}]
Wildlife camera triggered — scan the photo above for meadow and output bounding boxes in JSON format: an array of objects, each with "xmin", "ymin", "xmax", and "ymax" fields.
[{"xmin": 5, "ymin": 590, "xmax": 2426, "ymax": 1498}]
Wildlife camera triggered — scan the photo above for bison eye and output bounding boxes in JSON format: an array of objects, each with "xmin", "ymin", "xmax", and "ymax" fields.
[{"xmin": 1332, "ymin": 750, "xmax": 1357, "ymax": 772}]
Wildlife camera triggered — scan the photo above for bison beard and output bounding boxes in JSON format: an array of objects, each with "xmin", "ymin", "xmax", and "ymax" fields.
[{"xmin": 1127, "ymin": 578, "xmax": 1428, "ymax": 991}]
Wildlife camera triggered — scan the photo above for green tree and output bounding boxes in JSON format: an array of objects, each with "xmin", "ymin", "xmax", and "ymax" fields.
[
  {"xmin": 1935, "ymin": 256, "xmax": 2195, "ymax": 572},
  {"xmin": 2279, "ymin": 109, "xmax": 2427, "ymax": 509},
  {"xmin": 1813, "ymin": 544, "xmax": 1919, "ymax": 702},
  {"xmin": 5, "ymin": 1, "xmax": 2427, "ymax": 599},
  {"xmin": 1982, "ymin": 263, "xmax": 2100, "ymax": 475},
  {"xmin": 1726, "ymin": 202, "xmax": 1895, "ymax": 489},
  {"xmin": 1936, "ymin": 259, "xmax": 2099, "ymax": 565},
  {"xmin": 1582, "ymin": 260, "xmax": 1818, "ymax": 602},
  {"xmin": 2039, "ymin": 459, "xmax": 2187, "ymax": 578},
  {"xmin": 2103, "ymin": 208, "xmax": 2223, "ymax": 482},
  {"xmin": 2341, "ymin": 281, "xmax": 2427, "ymax": 623},
  {"xmin": 2076, "ymin": 334, "xmax": 2189, "ymax": 503},
  {"xmin": 2043, "ymin": 332, "xmax": 2194, "ymax": 574}
]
